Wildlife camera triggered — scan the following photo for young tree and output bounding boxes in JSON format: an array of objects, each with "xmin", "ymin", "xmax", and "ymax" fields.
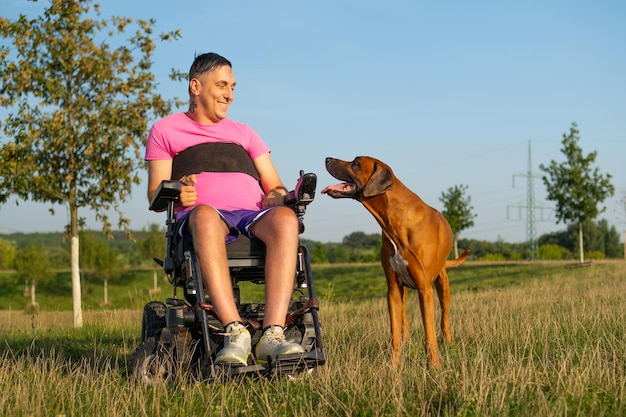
[
  {"xmin": 94, "ymin": 244, "xmax": 123, "ymax": 306},
  {"xmin": 14, "ymin": 244, "xmax": 55, "ymax": 309},
  {"xmin": 540, "ymin": 122, "xmax": 615, "ymax": 264},
  {"xmin": 137, "ymin": 223, "xmax": 165, "ymax": 294},
  {"xmin": 0, "ymin": 1, "xmax": 181, "ymax": 327},
  {"xmin": 439, "ymin": 184, "xmax": 477, "ymax": 258},
  {"xmin": 80, "ymin": 231, "xmax": 123, "ymax": 306}
]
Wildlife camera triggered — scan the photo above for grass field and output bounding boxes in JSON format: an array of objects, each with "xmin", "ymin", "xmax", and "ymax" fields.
[{"xmin": 1, "ymin": 261, "xmax": 625, "ymax": 416}]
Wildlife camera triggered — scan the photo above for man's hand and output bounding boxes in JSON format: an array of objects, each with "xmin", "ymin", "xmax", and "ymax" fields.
[
  {"xmin": 262, "ymin": 187, "xmax": 287, "ymax": 208},
  {"xmin": 179, "ymin": 174, "xmax": 198, "ymax": 207}
]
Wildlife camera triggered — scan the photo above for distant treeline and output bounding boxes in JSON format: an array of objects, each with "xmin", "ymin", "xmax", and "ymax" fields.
[{"xmin": 0, "ymin": 217, "xmax": 622, "ymax": 270}]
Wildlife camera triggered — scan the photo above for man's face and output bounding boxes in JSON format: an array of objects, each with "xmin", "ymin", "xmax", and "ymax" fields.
[{"xmin": 191, "ymin": 65, "xmax": 236, "ymax": 124}]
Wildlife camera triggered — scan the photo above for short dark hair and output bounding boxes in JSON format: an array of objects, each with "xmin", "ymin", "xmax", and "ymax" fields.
[{"xmin": 189, "ymin": 52, "xmax": 232, "ymax": 80}]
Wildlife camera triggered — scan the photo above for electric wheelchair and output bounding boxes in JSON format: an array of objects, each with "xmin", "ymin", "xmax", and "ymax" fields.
[{"xmin": 129, "ymin": 169, "xmax": 325, "ymax": 383}]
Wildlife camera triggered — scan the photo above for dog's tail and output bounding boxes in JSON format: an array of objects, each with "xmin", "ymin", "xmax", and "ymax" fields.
[{"xmin": 446, "ymin": 248, "xmax": 471, "ymax": 268}]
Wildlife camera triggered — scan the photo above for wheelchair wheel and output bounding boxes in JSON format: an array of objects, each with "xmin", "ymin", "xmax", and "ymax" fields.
[
  {"xmin": 141, "ymin": 301, "xmax": 166, "ymax": 340},
  {"xmin": 129, "ymin": 337, "xmax": 173, "ymax": 384}
]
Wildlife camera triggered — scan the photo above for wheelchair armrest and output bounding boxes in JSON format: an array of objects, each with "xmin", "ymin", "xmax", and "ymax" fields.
[{"xmin": 149, "ymin": 180, "xmax": 182, "ymax": 212}]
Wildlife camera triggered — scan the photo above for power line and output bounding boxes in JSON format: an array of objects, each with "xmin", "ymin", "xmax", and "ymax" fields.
[{"xmin": 508, "ymin": 141, "xmax": 553, "ymax": 260}]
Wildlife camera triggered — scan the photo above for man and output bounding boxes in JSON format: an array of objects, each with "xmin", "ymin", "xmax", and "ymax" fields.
[{"xmin": 145, "ymin": 52, "xmax": 304, "ymax": 366}]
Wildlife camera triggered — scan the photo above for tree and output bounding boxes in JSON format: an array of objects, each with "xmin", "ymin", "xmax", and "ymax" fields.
[
  {"xmin": 93, "ymin": 243, "xmax": 123, "ymax": 306},
  {"xmin": 439, "ymin": 184, "xmax": 477, "ymax": 258},
  {"xmin": 540, "ymin": 122, "xmax": 615, "ymax": 264},
  {"xmin": 310, "ymin": 242, "xmax": 328, "ymax": 264},
  {"xmin": 619, "ymin": 190, "xmax": 626, "ymax": 259},
  {"xmin": 137, "ymin": 223, "xmax": 165, "ymax": 294},
  {"xmin": 80, "ymin": 231, "xmax": 124, "ymax": 306},
  {"xmin": 342, "ymin": 231, "xmax": 380, "ymax": 248},
  {"xmin": 538, "ymin": 218, "xmax": 621, "ymax": 259},
  {"xmin": 326, "ymin": 244, "xmax": 349, "ymax": 263},
  {"xmin": 598, "ymin": 219, "xmax": 621, "ymax": 258},
  {"xmin": 14, "ymin": 244, "xmax": 55, "ymax": 309},
  {"xmin": 0, "ymin": 1, "xmax": 181, "ymax": 327},
  {"xmin": 0, "ymin": 237, "xmax": 16, "ymax": 270}
]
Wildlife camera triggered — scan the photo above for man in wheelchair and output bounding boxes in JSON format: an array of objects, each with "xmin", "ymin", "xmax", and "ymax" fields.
[{"xmin": 144, "ymin": 52, "xmax": 319, "ymax": 371}]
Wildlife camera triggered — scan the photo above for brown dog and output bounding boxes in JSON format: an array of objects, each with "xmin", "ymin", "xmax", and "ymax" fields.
[{"xmin": 322, "ymin": 156, "xmax": 470, "ymax": 369}]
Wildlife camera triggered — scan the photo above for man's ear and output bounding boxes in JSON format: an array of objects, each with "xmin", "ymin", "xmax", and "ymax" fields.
[
  {"xmin": 189, "ymin": 78, "xmax": 201, "ymax": 96},
  {"xmin": 362, "ymin": 163, "xmax": 393, "ymax": 197}
]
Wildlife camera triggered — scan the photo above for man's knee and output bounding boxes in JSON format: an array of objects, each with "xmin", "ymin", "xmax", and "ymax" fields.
[
  {"xmin": 188, "ymin": 205, "xmax": 226, "ymax": 235},
  {"xmin": 255, "ymin": 207, "xmax": 299, "ymax": 239},
  {"xmin": 272, "ymin": 207, "xmax": 299, "ymax": 232}
]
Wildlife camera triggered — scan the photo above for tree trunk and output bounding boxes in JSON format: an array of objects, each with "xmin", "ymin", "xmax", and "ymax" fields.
[
  {"xmin": 70, "ymin": 204, "xmax": 83, "ymax": 328},
  {"xmin": 578, "ymin": 221, "xmax": 585, "ymax": 264},
  {"xmin": 31, "ymin": 281, "xmax": 36, "ymax": 306},
  {"xmin": 103, "ymin": 279, "xmax": 109, "ymax": 306},
  {"xmin": 153, "ymin": 269, "xmax": 158, "ymax": 291},
  {"xmin": 454, "ymin": 238, "xmax": 459, "ymax": 259}
]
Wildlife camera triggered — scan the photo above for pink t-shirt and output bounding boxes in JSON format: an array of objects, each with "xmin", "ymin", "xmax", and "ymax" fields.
[{"xmin": 145, "ymin": 112, "xmax": 270, "ymax": 215}]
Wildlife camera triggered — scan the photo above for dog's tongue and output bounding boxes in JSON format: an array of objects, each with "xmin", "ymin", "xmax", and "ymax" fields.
[
  {"xmin": 321, "ymin": 184, "xmax": 340, "ymax": 194},
  {"xmin": 321, "ymin": 183, "xmax": 355, "ymax": 194}
]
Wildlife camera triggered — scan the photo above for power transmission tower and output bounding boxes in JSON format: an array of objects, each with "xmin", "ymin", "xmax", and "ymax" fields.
[{"xmin": 508, "ymin": 141, "xmax": 552, "ymax": 260}]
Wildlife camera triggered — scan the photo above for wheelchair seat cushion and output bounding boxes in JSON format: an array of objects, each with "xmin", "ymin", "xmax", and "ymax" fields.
[{"xmin": 226, "ymin": 235, "xmax": 266, "ymax": 259}]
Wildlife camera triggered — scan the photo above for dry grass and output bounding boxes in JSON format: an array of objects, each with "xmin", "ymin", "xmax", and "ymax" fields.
[{"xmin": 1, "ymin": 261, "xmax": 625, "ymax": 416}]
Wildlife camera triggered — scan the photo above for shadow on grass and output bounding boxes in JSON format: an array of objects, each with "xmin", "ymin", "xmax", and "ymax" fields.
[
  {"xmin": 0, "ymin": 310, "xmax": 141, "ymax": 377},
  {"xmin": 1, "ymin": 329, "xmax": 135, "ymax": 377}
]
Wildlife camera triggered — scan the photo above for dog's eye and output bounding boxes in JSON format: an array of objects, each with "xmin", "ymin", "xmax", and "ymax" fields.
[{"xmin": 351, "ymin": 159, "xmax": 360, "ymax": 170}]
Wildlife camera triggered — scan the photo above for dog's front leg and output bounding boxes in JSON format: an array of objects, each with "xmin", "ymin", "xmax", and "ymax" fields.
[
  {"xmin": 382, "ymin": 238, "xmax": 405, "ymax": 364},
  {"xmin": 386, "ymin": 279, "xmax": 405, "ymax": 364}
]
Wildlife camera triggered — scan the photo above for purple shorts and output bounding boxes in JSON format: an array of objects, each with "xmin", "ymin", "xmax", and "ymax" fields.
[{"xmin": 178, "ymin": 206, "xmax": 276, "ymax": 243}]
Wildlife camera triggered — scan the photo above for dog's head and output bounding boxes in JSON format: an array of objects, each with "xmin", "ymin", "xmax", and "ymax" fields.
[{"xmin": 322, "ymin": 156, "xmax": 394, "ymax": 200}]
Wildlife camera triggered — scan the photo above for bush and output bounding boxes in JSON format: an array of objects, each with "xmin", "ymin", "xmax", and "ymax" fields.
[
  {"xmin": 539, "ymin": 244, "xmax": 571, "ymax": 260},
  {"xmin": 586, "ymin": 251, "xmax": 605, "ymax": 260},
  {"xmin": 483, "ymin": 253, "xmax": 505, "ymax": 261}
]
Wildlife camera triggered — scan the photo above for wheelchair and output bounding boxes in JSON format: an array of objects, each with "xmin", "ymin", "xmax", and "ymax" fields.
[{"xmin": 129, "ymin": 170, "xmax": 325, "ymax": 383}]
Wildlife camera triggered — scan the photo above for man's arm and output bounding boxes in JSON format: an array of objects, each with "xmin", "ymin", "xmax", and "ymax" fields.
[
  {"xmin": 147, "ymin": 160, "xmax": 173, "ymax": 202},
  {"xmin": 254, "ymin": 153, "xmax": 287, "ymax": 207},
  {"xmin": 147, "ymin": 160, "xmax": 198, "ymax": 210}
]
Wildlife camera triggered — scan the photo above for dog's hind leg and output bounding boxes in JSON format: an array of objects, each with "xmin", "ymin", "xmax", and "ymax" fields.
[{"xmin": 434, "ymin": 269, "xmax": 452, "ymax": 345}]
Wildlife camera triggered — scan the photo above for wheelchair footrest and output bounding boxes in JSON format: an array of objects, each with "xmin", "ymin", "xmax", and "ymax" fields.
[
  {"xmin": 204, "ymin": 348, "xmax": 326, "ymax": 380},
  {"xmin": 268, "ymin": 348, "xmax": 326, "ymax": 376}
]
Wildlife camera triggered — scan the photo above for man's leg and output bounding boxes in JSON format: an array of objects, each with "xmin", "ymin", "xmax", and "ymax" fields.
[
  {"xmin": 188, "ymin": 205, "xmax": 251, "ymax": 366},
  {"xmin": 250, "ymin": 206, "xmax": 304, "ymax": 363},
  {"xmin": 249, "ymin": 206, "xmax": 300, "ymax": 327},
  {"xmin": 188, "ymin": 205, "xmax": 241, "ymax": 325}
]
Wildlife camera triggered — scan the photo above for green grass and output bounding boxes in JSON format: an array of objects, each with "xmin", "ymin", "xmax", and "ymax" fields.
[
  {"xmin": 1, "ymin": 261, "xmax": 625, "ymax": 416},
  {"xmin": 1, "ymin": 260, "xmax": 599, "ymax": 312}
]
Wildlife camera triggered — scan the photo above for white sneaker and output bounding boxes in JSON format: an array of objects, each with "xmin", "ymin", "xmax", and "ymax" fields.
[
  {"xmin": 255, "ymin": 326, "xmax": 304, "ymax": 363},
  {"xmin": 215, "ymin": 322, "xmax": 251, "ymax": 366}
]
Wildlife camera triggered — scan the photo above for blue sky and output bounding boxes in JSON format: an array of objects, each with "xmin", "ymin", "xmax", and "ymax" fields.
[{"xmin": 1, "ymin": 0, "xmax": 625, "ymax": 243}]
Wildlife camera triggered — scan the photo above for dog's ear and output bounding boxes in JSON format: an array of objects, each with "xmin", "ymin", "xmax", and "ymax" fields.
[{"xmin": 362, "ymin": 163, "xmax": 394, "ymax": 197}]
